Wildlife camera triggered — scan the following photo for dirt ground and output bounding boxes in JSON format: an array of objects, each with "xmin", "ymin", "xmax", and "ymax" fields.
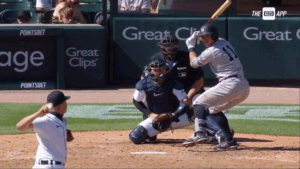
[{"xmin": 0, "ymin": 87, "xmax": 299, "ymax": 168}]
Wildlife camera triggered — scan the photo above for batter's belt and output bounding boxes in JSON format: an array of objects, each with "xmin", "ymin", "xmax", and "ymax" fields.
[{"xmin": 220, "ymin": 75, "xmax": 238, "ymax": 82}]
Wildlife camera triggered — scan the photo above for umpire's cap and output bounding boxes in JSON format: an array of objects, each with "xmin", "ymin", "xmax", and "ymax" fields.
[
  {"xmin": 47, "ymin": 90, "xmax": 70, "ymax": 107},
  {"xmin": 199, "ymin": 24, "xmax": 219, "ymax": 40}
]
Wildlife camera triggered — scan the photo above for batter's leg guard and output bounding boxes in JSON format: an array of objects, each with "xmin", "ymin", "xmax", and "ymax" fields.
[
  {"xmin": 205, "ymin": 111, "xmax": 221, "ymax": 142},
  {"xmin": 194, "ymin": 105, "xmax": 207, "ymax": 137},
  {"xmin": 193, "ymin": 105, "xmax": 206, "ymax": 120},
  {"xmin": 129, "ymin": 125, "xmax": 149, "ymax": 144},
  {"xmin": 210, "ymin": 111, "xmax": 233, "ymax": 142}
]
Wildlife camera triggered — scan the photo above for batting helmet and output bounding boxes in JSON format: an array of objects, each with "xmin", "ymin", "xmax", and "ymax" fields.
[
  {"xmin": 199, "ymin": 24, "xmax": 219, "ymax": 41},
  {"xmin": 157, "ymin": 34, "xmax": 179, "ymax": 63},
  {"xmin": 147, "ymin": 57, "xmax": 170, "ymax": 85}
]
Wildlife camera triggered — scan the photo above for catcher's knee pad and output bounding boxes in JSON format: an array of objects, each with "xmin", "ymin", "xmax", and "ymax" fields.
[{"xmin": 129, "ymin": 125, "xmax": 148, "ymax": 144}]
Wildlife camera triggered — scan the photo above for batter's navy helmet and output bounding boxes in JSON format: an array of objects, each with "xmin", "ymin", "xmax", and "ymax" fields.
[{"xmin": 199, "ymin": 24, "xmax": 219, "ymax": 41}]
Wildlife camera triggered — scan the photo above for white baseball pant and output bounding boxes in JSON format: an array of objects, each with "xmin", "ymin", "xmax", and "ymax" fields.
[{"xmin": 192, "ymin": 76, "xmax": 250, "ymax": 114}]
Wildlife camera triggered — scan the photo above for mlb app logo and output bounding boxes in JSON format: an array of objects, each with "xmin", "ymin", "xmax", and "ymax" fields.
[{"xmin": 262, "ymin": 7, "xmax": 275, "ymax": 20}]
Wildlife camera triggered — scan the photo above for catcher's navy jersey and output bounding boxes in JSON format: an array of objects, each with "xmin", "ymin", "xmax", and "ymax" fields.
[
  {"xmin": 144, "ymin": 51, "xmax": 205, "ymax": 94},
  {"xmin": 133, "ymin": 76, "xmax": 187, "ymax": 114}
]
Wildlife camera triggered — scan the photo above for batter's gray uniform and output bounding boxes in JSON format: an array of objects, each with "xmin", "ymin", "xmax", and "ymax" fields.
[
  {"xmin": 120, "ymin": 0, "xmax": 151, "ymax": 12},
  {"xmin": 191, "ymin": 38, "xmax": 250, "ymax": 114}
]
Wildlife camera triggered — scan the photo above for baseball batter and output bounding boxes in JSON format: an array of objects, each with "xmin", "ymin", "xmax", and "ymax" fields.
[
  {"xmin": 119, "ymin": 0, "xmax": 151, "ymax": 13},
  {"xmin": 16, "ymin": 90, "xmax": 74, "ymax": 168},
  {"xmin": 183, "ymin": 24, "xmax": 250, "ymax": 150}
]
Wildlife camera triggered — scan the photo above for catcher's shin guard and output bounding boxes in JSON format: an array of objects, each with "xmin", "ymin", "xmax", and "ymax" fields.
[{"xmin": 129, "ymin": 125, "xmax": 149, "ymax": 144}]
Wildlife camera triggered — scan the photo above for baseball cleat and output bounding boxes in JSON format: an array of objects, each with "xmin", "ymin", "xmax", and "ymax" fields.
[
  {"xmin": 207, "ymin": 135, "xmax": 218, "ymax": 143},
  {"xmin": 214, "ymin": 129, "xmax": 235, "ymax": 143},
  {"xmin": 143, "ymin": 135, "xmax": 157, "ymax": 143},
  {"xmin": 213, "ymin": 139, "xmax": 238, "ymax": 150},
  {"xmin": 182, "ymin": 132, "xmax": 208, "ymax": 147}
]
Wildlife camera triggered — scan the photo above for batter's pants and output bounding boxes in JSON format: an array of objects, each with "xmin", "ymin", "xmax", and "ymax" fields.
[{"xmin": 192, "ymin": 76, "xmax": 250, "ymax": 114}]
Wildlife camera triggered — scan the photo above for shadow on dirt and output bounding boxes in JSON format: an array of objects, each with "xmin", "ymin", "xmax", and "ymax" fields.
[
  {"xmin": 144, "ymin": 138, "xmax": 300, "ymax": 152},
  {"xmin": 152, "ymin": 137, "xmax": 273, "ymax": 144},
  {"xmin": 235, "ymin": 137, "xmax": 273, "ymax": 143},
  {"xmin": 238, "ymin": 146, "xmax": 300, "ymax": 151},
  {"xmin": 146, "ymin": 139, "xmax": 186, "ymax": 144}
]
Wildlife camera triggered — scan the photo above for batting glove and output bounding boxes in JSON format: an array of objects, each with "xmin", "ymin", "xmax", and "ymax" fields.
[
  {"xmin": 185, "ymin": 31, "xmax": 200, "ymax": 50},
  {"xmin": 192, "ymin": 31, "xmax": 201, "ymax": 39}
]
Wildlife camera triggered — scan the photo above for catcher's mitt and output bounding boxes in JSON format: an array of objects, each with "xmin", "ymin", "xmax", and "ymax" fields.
[{"xmin": 152, "ymin": 113, "xmax": 173, "ymax": 132}]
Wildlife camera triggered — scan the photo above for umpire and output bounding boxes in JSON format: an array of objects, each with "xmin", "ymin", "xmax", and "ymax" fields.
[
  {"xmin": 16, "ymin": 90, "xmax": 74, "ymax": 169},
  {"xmin": 143, "ymin": 34, "xmax": 205, "ymax": 98}
]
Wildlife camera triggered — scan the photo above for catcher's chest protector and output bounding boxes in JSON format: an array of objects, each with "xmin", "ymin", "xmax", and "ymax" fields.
[{"xmin": 142, "ymin": 77, "xmax": 179, "ymax": 113}]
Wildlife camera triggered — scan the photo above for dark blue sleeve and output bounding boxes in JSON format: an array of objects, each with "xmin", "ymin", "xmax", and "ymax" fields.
[
  {"xmin": 191, "ymin": 67, "xmax": 204, "ymax": 81},
  {"xmin": 135, "ymin": 80, "xmax": 144, "ymax": 91}
]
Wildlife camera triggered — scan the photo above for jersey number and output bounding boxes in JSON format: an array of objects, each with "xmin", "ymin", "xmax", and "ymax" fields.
[{"xmin": 222, "ymin": 45, "xmax": 238, "ymax": 61}]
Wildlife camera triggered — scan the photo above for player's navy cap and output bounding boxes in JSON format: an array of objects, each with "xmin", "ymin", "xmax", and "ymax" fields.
[
  {"xmin": 47, "ymin": 90, "xmax": 70, "ymax": 107},
  {"xmin": 17, "ymin": 10, "xmax": 31, "ymax": 19}
]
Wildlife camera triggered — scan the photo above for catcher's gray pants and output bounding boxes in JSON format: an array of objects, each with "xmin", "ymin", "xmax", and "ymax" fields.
[
  {"xmin": 192, "ymin": 76, "xmax": 250, "ymax": 114},
  {"xmin": 139, "ymin": 113, "xmax": 193, "ymax": 137}
]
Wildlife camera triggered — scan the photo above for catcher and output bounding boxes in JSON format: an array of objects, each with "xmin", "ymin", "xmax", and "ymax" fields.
[{"xmin": 130, "ymin": 56, "xmax": 195, "ymax": 144}]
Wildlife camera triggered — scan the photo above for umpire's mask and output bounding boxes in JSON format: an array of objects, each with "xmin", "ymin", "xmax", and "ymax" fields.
[{"xmin": 158, "ymin": 34, "xmax": 179, "ymax": 64}]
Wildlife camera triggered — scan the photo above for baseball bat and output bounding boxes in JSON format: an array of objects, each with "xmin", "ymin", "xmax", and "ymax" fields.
[{"xmin": 206, "ymin": 0, "xmax": 232, "ymax": 25}]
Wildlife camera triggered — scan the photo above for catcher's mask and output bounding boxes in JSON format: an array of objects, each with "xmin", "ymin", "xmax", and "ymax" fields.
[
  {"xmin": 157, "ymin": 34, "xmax": 179, "ymax": 63},
  {"xmin": 148, "ymin": 58, "xmax": 170, "ymax": 85}
]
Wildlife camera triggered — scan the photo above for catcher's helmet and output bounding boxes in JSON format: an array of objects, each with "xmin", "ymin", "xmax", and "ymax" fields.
[
  {"xmin": 199, "ymin": 24, "xmax": 219, "ymax": 41},
  {"xmin": 147, "ymin": 57, "xmax": 170, "ymax": 85},
  {"xmin": 157, "ymin": 34, "xmax": 179, "ymax": 63}
]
